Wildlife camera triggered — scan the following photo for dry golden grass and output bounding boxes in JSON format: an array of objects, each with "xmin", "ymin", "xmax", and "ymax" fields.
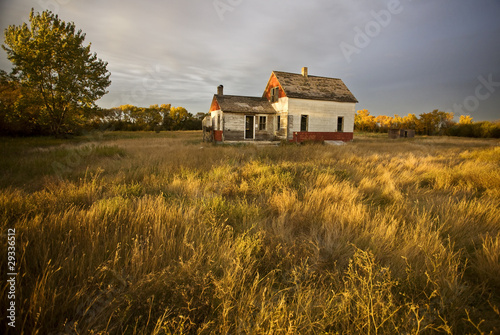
[{"xmin": 1, "ymin": 131, "xmax": 499, "ymax": 334}]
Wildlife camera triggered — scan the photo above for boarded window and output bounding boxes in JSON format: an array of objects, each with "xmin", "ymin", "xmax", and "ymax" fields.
[
  {"xmin": 301, "ymin": 115, "xmax": 308, "ymax": 132},
  {"xmin": 277, "ymin": 115, "xmax": 281, "ymax": 130},
  {"xmin": 259, "ymin": 116, "xmax": 266, "ymax": 130},
  {"xmin": 337, "ymin": 116, "xmax": 344, "ymax": 132},
  {"xmin": 271, "ymin": 87, "xmax": 279, "ymax": 103}
]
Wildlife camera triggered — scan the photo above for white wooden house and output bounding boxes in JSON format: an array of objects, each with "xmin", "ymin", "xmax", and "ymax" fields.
[{"xmin": 206, "ymin": 68, "xmax": 358, "ymax": 142}]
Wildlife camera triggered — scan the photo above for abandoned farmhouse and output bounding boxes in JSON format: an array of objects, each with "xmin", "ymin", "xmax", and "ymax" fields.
[{"xmin": 204, "ymin": 67, "xmax": 358, "ymax": 143}]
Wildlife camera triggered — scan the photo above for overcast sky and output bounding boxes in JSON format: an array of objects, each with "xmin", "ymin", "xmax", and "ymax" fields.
[{"xmin": 1, "ymin": 0, "xmax": 499, "ymax": 120}]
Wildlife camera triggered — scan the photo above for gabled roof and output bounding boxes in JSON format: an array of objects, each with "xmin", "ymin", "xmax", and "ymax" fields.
[
  {"xmin": 213, "ymin": 95, "xmax": 275, "ymax": 114},
  {"xmin": 271, "ymin": 71, "xmax": 358, "ymax": 103}
]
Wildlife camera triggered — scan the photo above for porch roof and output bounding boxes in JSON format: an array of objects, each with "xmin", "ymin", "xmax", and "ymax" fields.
[{"xmin": 214, "ymin": 95, "xmax": 275, "ymax": 114}]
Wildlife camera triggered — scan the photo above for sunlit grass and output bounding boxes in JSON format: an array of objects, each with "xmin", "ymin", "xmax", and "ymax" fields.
[{"xmin": 1, "ymin": 131, "xmax": 499, "ymax": 334}]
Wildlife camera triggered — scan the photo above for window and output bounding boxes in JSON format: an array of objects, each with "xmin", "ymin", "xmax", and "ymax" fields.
[
  {"xmin": 271, "ymin": 87, "xmax": 279, "ymax": 103},
  {"xmin": 277, "ymin": 115, "xmax": 281, "ymax": 130},
  {"xmin": 217, "ymin": 114, "xmax": 221, "ymax": 130},
  {"xmin": 337, "ymin": 116, "xmax": 344, "ymax": 132},
  {"xmin": 300, "ymin": 115, "xmax": 308, "ymax": 132},
  {"xmin": 259, "ymin": 116, "xmax": 267, "ymax": 130}
]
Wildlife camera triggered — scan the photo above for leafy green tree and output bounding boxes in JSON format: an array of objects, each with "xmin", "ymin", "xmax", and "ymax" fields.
[
  {"xmin": 145, "ymin": 104, "xmax": 163, "ymax": 130},
  {"xmin": 130, "ymin": 105, "xmax": 162, "ymax": 131},
  {"xmin": 0, "ymin": 70, "xmax": 44, "ymax": 135},
  {"xmin": 195, "ymin": 112, "xmax": 208, "ymax": 120},
  {"xmin": 2, "ymin": 9, "xmax": 111, "ymax": 136}
]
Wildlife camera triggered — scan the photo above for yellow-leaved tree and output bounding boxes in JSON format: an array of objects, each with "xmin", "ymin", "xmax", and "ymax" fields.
[{"xmin": 459, "ymin": 115, "xmax": 473, "ymax": 125}]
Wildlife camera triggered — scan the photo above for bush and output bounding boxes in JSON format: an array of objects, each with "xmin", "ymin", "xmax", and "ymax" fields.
[{"xmin": 447, "ymin": 121, "xmax": 500, "ymax": 138}]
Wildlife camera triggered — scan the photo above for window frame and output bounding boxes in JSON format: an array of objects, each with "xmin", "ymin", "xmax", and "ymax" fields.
[
  {"xmin": 300, "ymin": 115, "xmax": 308, "ymax": 132},
  {"xmin": 259, "ymin": 116, "xmax": 267, "ymax": 131},
  {"xmin": 271, "ymin": 87, "xmax": 279, "ymax": 103},
  {"xmin": 337, "ymin": 116, "xmax": 344, "ymax": 132}
]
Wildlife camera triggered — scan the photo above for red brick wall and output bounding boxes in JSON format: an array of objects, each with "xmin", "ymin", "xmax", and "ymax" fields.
[
  {"xmin": 292, "ymin": 132, "xmax": 353, "ymax": 143},
  {"xmin": 214, "ymin": 130, "xmax": 223, "ymax": 142}
]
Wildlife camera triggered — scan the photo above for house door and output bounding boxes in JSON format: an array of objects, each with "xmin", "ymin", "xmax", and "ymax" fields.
[{"xmin": 245, "ymin": 116, "xmax": 254, "ymax": 139}]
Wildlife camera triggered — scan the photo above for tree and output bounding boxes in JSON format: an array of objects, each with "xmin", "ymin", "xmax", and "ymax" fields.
[
  {"xmin": 402, "ymin": 113, "xmax": 418, "ymax": 130},
  {"xmin": 131, "ymin": 105, "xmax": 162, "ymax": 131},
  {"xmin": 2, "ymin": 9, "xmax": 111, "ymax": 136},
  {"xmin": 417, "ymin": 110, "xmax": 453, "ymax": 135},
  {"xmin": 160, "ymin": 104, "xmax": 173, "ymax": 130},
  {"xmin": 392, "ymin": 114, "xmax": 404, "ymax": 129},
  {"xmin": 0, "ymin": 70, "xmax": 44, "ymax": 135},
  {"xmin": 169, "ymin": 106, "xmax": 190, "ymax": 130},
  {"xmin": 195, "ymin": 112, "xmax": 208, "ymax": 120},
  {"xmin": 459, "ymin": 115, "xmax": 473, "ymax": 125},
  {"xmin": 355, "ymin": 109, "xmax": 376, "ymax": 132},
  {"xmin": 375, "ymin": 115, "xmax": 393, "ymax": 132}
]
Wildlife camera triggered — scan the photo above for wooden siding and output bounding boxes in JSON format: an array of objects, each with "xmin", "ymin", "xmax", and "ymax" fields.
[
  {"xmin": 287, "ymin": 98, "xmax": 355, "ymax": 139},
  {"xmin": 275, "ymin": 112, "xmax": 288, "ymax": 139},
  {"xmin": 224, "ymin": 113, "xmax": 245, "ymax": 141},
  {"xmin": 270, "ymin": 97, "xmax": 289, "ymax": 140},
  {"xmin": 255, "ymin": 115, "xmax": 275, "ymax": 141},
  {"xmin": 222, "ymin": 112, "xmax": 275, "ymax": 141},
  {"xmin": 210, "ymin": 110, "xmax": 223, "ymax": 130}
]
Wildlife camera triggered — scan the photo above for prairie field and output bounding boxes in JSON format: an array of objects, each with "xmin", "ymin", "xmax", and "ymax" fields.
[{"xmin": 1, "ymin": 131, "xmax": 500, "ymax": 334}]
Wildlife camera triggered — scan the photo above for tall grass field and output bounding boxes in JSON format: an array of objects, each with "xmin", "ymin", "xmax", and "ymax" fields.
[{"xmin": 1, "ymin": 131, "xmax": 499, "ymax": 334}]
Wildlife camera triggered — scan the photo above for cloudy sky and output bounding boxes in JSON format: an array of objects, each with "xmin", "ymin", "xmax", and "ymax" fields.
[{"xmin": 1, "ymin": 0, "xmax": 499, "ymax": 120}]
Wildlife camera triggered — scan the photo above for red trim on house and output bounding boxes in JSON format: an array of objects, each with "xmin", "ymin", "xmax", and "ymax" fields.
[
  {"xmin": 263, "ymin": 72, "xmax": 286, "ymax": 101},
  {"xmin": 292, "ymin": 132, "xmax": 353, "ymax": 143},
  {"xmin": 214, "ymin": 130, "xmax": 223, "ymax": 142},
  {"xmin": 209, "ymin": 97, "xmax": 221, "ymax": 112}
]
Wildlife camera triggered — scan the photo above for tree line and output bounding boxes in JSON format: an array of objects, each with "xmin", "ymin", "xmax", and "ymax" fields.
[
  {"xmin": 0, "ymin": 71, "xmax": 203, "ymax": 135},
  {"xmin": 92, "ymin": 104, "xmax": 204, "ymax": 132},
  {"xmin": 0, "ymin": 9, "xmax": 204, "ymax": 137},
  {"xmin": 355, "ymin": 109, "xmax": 500, "ymax": 138}
]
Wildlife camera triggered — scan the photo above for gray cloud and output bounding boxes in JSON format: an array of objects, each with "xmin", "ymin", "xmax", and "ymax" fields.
[{"xmin": 1, "ymin": 0, "xmax": 499, "ymax": 120}]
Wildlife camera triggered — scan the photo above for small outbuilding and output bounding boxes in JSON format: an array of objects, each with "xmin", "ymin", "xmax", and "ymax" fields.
[{"xmin": 388, "ymin": 129, "xmax": 415, "ymax": 139}]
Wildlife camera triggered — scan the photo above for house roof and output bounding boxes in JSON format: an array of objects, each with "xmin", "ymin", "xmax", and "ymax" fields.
[
  {"xmin": 214, "ymin": 95, "xmax": 275, "ymax": 114},
  {"xmin": 271, "ymin": 71, "xmax": 358, "ymax": 103}
]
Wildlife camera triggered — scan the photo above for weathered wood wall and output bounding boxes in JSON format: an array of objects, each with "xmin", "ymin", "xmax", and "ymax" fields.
[
  {"xmin": 255, "ymin": 115, "xmax": 275, "ymax": 141},
  {"xmin": 287, "ymin": 98, "xmax": 355, "ymax": 137},
  {"xmin": 220, "ymin": 113, "xmax": 276, "ymax": 141},
  {"xmin": 223, "ymin": 113, "xmax": 244, "ymax": 141}
]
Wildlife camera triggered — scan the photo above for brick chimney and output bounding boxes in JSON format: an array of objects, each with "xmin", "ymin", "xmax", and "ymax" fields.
[
  {"xmin": 302, "ymin": 67, "xmax": 308, "ymax": 77},
  {"xmin": 217, "ymin": 85, "xmax": 223, "ymax": 95}
]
